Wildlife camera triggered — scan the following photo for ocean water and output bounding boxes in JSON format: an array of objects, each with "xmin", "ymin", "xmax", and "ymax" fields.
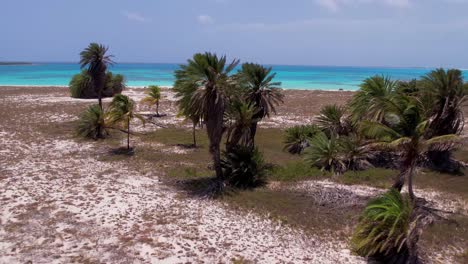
[{"xmin": 0, "ymin": 63, "xmax": 466, "ymax": 90}]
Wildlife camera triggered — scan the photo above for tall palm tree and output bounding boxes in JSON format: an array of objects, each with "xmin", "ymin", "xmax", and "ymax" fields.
[
  {"xmin": 360, "ymin": 95, "xmax": 459, "ymax": 201},
  {"xmin": 80, "ymin": 43, "xmax": 114, "ymax": 110},
  {"xmin": 141, "ymin": 85, "xmax": 162, "ymax": 117},
  {"xmin": 349, "ymin": 75, "xmax": 398, "ymax": 124},
  {"xmin": 174, "ymin": 52, "xmax": 239, "ymax": 180},
  {"xmin": 108, "ymin": 94, "xmax": 144, "ymax": 150},
  {"xmin": 237, "ymin": 63, "xmax": 284, "ymax": 145}
]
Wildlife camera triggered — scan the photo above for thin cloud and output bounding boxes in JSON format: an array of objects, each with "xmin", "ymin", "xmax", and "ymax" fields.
[
  {"xmin": 315, "ymin": 0, "xmax": 411, "ymax": 12},
  {"xmin": 197, "ymin": 15, "xmax": 214, "ymax": 25},
  {"xmin": 122, "ymin": 11, "xmax": 150, "ymax": 23}
]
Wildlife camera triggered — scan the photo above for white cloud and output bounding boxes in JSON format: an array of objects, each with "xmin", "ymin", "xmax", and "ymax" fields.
[
  {"xmin": 197, "ymin": 15, "xmax": 214, "ymax": 25},
  {"xmin": 122, "ymin": 11, "xmax": 149, "ymax": 23},
  {"xmin": 315, "ymin": 0, "xmax": 411, "ymax": 12},
  {"xmin": 316, "ymin": 0, "xmax": 340, "ymax": 12}
]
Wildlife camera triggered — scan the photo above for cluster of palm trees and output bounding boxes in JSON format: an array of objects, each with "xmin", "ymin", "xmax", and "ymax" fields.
[
  {"xmin": 286, "ymin": 71, "xmax": 465, "ymax": 201},
  {"xmin": 76, "ymin": 43, "xmax": 161, "ymax": 151},
  {"xmin": 282, "ymin": 70, "xmax": 465, "ymax": 262},
  {"xmin": 70, "ymin": 43, "xmax": 125, "ymax": 101},
  {"xmin": 173, "ymin": 53, "xmax": 284, "ymax": 187}
]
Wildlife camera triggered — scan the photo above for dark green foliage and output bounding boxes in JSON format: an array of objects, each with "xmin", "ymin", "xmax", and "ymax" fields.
[
  {"xmin": 349, "ymin": 75, "xmax": 398, "ymax": 124},
  {"xmin": 69, "ymin": 70, "xmax": 92, "ymax": 98},
  {"xmin": 69, "ymin": 70, "xmax": 125, "ymax": 99},
  {"xmin": 421, "ymin": 68, "xmax": 466, "ymax": 137},
  {"xmin": 236, "ymin": 63, "xmax": 284, "ymax": 119},
  {"xmin": 79, "ymin": 43, "xmax": 114, "ymax": 110},
  {"xmin": 225, "ymin": 101, "xmax": 259, "ymax": 149},
  {"xmin": 339, "ymin": 134, "xmax": 373, "ymax": 171},
  {"xmin": 283, "ymin": 124, "xmax": 321, "ymax": 154},
  {"xmin": 76, "ymin": 104, "xmax": 106, "ymax": 139},
  {"xmin": 304, "ymin": 132, "xmax": 346, "ymax": 175},
  {"xmin": 396, "ymin": 79, "xmax": 419, "ymax": 95},
  {"xmin": 317, "ymin": 104, "xmax": 352, "ymax": 136},
  {"xmin": 351, "ymin": 189, "xmax": 412, "ymax": 262},
  {"xmin": 221, "ymin": 146, "xmax": 267, "ymax": 188}
]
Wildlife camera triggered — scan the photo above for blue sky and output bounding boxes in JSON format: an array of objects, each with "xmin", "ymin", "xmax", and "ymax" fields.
[{"xmin": 1, "ymin": 0, "xmax": 468, "ymax": 67}]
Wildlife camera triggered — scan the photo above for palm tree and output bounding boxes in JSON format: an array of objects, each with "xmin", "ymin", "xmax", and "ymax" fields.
[
  {"xmin": 349, "ymin": 75, "xmax": 398, "ymax": 124},
  {"xmin": 360, "ymin": 95, "xmax": 459, "ymax": 201},
  {"xmin": 79, "ymin": 43, "xmax": 114, "ymax": 109},
  {"xmin": 316, "ymin": 104, "xmax": 351, "ymax": 136},
  {"xmin": 108, "ymin": 94, "xmax": 145, "ymax": 150},
  {"xmin": 237, "ymin": 63, "xmax": 284, "ymax": 145},
  {"xmin": 174, "ymin": 52, "xmax": 239, "ymax": 180},
  {"xmin": 141, "ymin": 85, "xmax": 162, "ymax": 117}
]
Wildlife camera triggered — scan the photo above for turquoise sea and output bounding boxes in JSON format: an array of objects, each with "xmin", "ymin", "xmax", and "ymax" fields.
[{"xmin": 0, "ymin": 63, "xmax": 466, "ymax": 90}]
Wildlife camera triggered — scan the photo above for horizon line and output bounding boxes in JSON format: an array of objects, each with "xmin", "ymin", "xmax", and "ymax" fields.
[{"xmin": 1, "ymin": 60, "xmax": 465, "ymax": 70}]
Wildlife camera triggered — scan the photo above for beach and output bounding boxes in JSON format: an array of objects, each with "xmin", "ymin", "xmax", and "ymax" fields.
[{"xmin": 1, "ymin": 85, "xmax": 467, "ymax": 263}]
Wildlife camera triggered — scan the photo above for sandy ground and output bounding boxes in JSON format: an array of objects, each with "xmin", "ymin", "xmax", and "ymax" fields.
[
  {"xmin": 0, "ymin": 86, "xmax": 364, "ymax": 263},
  {"xmin": 1, "ymin": 86, "xmax": 466, "ymax": 263}
]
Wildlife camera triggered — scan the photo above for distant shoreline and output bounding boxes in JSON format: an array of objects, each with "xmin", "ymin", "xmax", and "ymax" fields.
[
  {"xmin": 0, "ymin": 85, "xmax": 354, "ymax": 92},
  {"xmin": 0, "ymin": 62, "xmax": 33, "ymax": 66}
]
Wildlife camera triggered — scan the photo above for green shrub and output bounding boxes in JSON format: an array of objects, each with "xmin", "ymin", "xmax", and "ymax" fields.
[
  {"xmin": 69, "ymin": 70, "xmax": 125, "ymax": 98},
  {"xmin": 76, "ymin": 104, "xmax": 106, "ymax": 139},
  {"xmin": 351, "ymin": 189, "xmax": 412, "ymax": 261},
  {"xmin": 304, "ymin": 132, "xmax": 345, "ymax": 175},
  {"xmin": 221, "ymin": 146, "xmax": 267, "ymax": 188},
  {"xmin": 69, "ymin": 70, "xmax": 92, "ymax": 98},
  {"xmin": 283, "ymin": 124, "xmax": 320, "ymax": 154}
]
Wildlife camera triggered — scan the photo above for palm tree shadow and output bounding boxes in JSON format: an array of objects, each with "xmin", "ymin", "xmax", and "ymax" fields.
[
  {"xmin": 109, "ymin": 147, "xmax": 135, "ymax": 156},
  {"xmin": 175, "ymin": 143, "xmax": 198, "ymax": 149},
  {"xmin": 173, "ymin": 176, "xmax": 234, "ymax": 199}
]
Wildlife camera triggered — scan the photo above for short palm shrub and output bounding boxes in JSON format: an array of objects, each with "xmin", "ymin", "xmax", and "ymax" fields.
[
  {"xmin": 304, "ymin": 132, "xmax": 345, "ymax": 175},
  {"xmin": 317, "ymin": 104, "xmax": 352, "ymax": 136},
  {"xmin": 283, "ymin": 124, "xmax": 321, "ymax": 154},
  {"xmin": 221, "ymin": 146, "xmax": 267, "ymax": 188},
  {"xmin": 107, "ymin": 94, "xmax": 144, "ymax": 150},
  {"xmin": 76, "ymin": 104, "xmax": 106, "ymax": 139},
  {"xmin": 351, "ymin": 189, "xmax": 412, "ymax": 262},
  {"xmin": 141, "ymin": 85, "xmax": 162, "ymax": 116}
]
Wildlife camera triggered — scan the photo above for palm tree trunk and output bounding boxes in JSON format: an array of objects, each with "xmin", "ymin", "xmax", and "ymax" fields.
[
  {"xmin": 407, "ymin": 162, "xmax": 416, "ymax": 201},
  {"xmin": 392, "ymin": 172, "xmax": 405, "ymax": 191},
  {"xmin": 156, "ymin": 101, "xmax": 159, "ymax": 116},
  {"xmin": 206, "ymin": 95, "xmax": 225, "ymax": 181},
  {"xmin": 249, "ymin": 122, "xmax": 258, "ymax": 147},
  {"xmin": 127, "ymin": 117, "xmax": 130, "ymax": 150},
  {"xmin": 192, "ymin": 121, "xmax": 197, "ymax": 148}
]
